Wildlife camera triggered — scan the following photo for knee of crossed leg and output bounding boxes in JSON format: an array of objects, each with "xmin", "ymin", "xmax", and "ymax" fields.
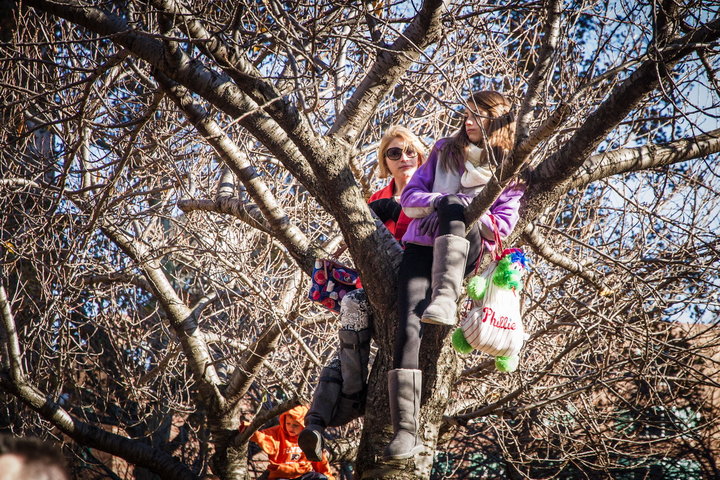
[{"xmin": 339, "ymin": 288, "xmax": 370, "ymax": 331}]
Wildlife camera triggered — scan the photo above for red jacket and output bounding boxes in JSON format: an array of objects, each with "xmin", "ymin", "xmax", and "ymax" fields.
[
  {"xmin": 250, "ymin": 405, "xmax": 334, "ymax": 480},
  {"xmin": 369, "ymin": 179, "xmax": 411, "ymax": 242}
]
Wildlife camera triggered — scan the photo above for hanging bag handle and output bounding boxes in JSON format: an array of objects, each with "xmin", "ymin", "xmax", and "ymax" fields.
[
  {"xmin": 326, "ymin": 243, "xmax": 348, "ymax": 261},
  {"xmin": 489, "ymin": 214, "xmax": 504, "ymax": 261},
  {"xmin": 470, "ymin": 213, "xmax": 500, "ymax": 277}
]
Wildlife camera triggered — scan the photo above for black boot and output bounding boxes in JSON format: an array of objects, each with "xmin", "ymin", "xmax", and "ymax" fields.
[
  {"xmin": 331, "ymin": 328, "xmax": 372, "ymax": 424},
  {"xmin": 299, "ymin": 366, "xmax": 342, "ymax": 462}
]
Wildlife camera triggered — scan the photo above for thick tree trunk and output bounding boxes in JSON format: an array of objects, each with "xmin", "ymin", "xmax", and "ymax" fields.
[
  {"xmin": 209, "ymin": 422, "xmax": 249, "ymax": 480},
  {"xmin": 356, "ymin": 318, "xmax": 459, "ymax": 479}
]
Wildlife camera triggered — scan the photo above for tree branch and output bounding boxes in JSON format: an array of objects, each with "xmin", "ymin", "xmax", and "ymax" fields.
[
  {"xmin": 508, "ymin": 18, "xmax": 720, "ymax": 240},
  {"xmin": 515, "ymin": 99, "xmax": 572, "ymax": 165},
  {"xmin": 177, "ymin": 198, "xmax": 272, "ymax": 235},
  {"xmin": 568, "ymin": 127, "xmax": 720, "ymax": 190},
  {"xmin": 25, "ymin": 0, "xmax": 320, "ymax": 196},
  {"xmin": 0, "ymin": 178, "xmax": 42, "ymax": 190},
  {"xmin": 449, "ymin": 335, "xmax": 590, "ymax": 423},
  {"xmin": 157, "ymin": 74, "xmax": 320, "ymax": 271},
  {"xmin": 329, "ymin": 0, "xmax": 449, "ymax": 142},
  {"xmin": 515, "ymin": 0, "xmax": 562, "ymax": 143},
  {"xmin": 98, "ymin": 222, "xmax": 225, "ymax": 408},
  {"xmin": 530, "ymin": 17, "xmax": 720, "ymax": 187},
  {"xmin": 0, "ymin": 283, "xmax": 198, "ymax": 480},
  {"xmin": 523, "ymin": 222, "xmax": 612, "ymax": 294},
  {"xmin": 224, "ymin": 270, "xmax": 304, "ymax": 404},
  {"xmin": 149, "ymin": 0, "xmax": 327, "ymax": 162},
  {"xmin": 77, "ymin": 271, "xmax": 152, "ymax": 291}
]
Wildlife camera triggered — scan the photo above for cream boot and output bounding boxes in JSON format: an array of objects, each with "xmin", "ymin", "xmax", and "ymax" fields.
[
  {"xmin": 383, "ymin": 369, "xmax": 423, "ymax": 460},
  {"xmin": 421, "ymin": 234, "xmax": 470, "ymax": 326}
]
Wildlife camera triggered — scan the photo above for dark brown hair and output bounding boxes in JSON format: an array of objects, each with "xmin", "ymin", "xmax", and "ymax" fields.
[{"xmin": 438, "ymin": 91, "xmax": 515, "ymax": 172}]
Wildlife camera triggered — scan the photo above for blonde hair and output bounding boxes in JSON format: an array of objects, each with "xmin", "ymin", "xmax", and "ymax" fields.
[
  {"xmin": 439, "ymin": 91, "xmax": 515, "ymax": 172},
  {"xmin": 377, "ymin": 125, "xmax": 426, "ymax": 179}
]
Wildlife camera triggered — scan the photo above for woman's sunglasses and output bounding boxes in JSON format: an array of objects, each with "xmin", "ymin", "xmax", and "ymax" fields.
[{"xmin": 385, "ymin": 147, "xmax": 418, "ymax": 161}]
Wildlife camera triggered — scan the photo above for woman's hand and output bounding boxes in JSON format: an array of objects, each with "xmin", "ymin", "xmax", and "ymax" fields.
[{"xmin": 369, "ymin": 198, "xmax": 402, "ymax": 223}]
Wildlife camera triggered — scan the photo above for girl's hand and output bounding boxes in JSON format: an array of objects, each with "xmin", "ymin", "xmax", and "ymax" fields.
[
  {"xmin": 456, "ymin": 193, "xmax": 474, "ymax": 207},
  {"xmin": 433, "ymin": 193, "xmax": 473, "ymax": 209},
  {"xmin": 417, "ymin": 212, "xmax": 439, "ymax": 236}
]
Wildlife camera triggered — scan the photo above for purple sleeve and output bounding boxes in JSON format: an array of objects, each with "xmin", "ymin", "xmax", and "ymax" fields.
[
  {"xmin": 478, "ymin": 183, "xmax": 525, "ymax": 242},
  {"xmin": 400, "ymin": 140, "xmax": 447, "ymax": 218}
]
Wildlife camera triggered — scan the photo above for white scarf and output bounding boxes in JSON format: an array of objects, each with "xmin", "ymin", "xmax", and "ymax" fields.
[
  {"xmin": 461, "ymin": 160, "xmax": 492, "ymax": 188},
  {"xmin": 461, "ymin": 143, "xmax": 493, "ymax": 188}
]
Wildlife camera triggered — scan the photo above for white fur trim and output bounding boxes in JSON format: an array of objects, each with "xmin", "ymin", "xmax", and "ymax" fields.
[{"xmin": 402, "ymin": 205, "xmax": 435, "ymax": 219}]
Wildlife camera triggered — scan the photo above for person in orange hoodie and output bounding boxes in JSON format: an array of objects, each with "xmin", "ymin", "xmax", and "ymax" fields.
[{"xmin": 248, "ymin": 405, "xmax": 334, "ymax": 480}]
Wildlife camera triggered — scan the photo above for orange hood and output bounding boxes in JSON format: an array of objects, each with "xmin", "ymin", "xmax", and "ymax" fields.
[{"xmin": 279, "ymin": 405, "xmax": 307, "ymax": 435}]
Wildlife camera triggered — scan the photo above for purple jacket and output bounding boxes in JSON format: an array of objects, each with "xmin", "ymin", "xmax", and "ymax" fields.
[{"xmin": 400, "ymin": 138, "xmax": 524, "ymax": 247}]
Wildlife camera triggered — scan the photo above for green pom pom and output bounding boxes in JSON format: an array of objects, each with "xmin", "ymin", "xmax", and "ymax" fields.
[
  {"xmin": 495, "ymin": 355, "xmax": 519, "ymax": 372},
  {"xmin": 466, "ymin": 275, "xmax": 487, "ymax": 301},
  {"xmin": 452, "ymin": 328, "xmax": 474, "ymax": 354},
  {"xmin": 492, "ymin": 257, "xmax": 524, "ymax": 291}
]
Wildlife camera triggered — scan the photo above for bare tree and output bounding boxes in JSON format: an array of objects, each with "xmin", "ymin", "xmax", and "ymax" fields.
[{"xmin": 1, "ymin": 1, "xmax": 719, "ymax": 479}]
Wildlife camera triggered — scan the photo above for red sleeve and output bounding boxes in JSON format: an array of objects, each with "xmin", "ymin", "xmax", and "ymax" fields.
[
  {"xmin": 394, "ymin": 211, "xmax": 411, "ymax": 241},
  {"xmin": 368, "ymin": 181, "xmax": 400, "ymax": 240}
]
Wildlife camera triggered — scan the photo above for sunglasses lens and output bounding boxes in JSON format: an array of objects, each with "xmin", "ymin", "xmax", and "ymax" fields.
[
  {"xmin": 386, "ymin": 147, "xmax": 403, "ymax": 160},
  {"xmin": 386, "ymin": 147, "xmax": 417, "ymax": 160}
]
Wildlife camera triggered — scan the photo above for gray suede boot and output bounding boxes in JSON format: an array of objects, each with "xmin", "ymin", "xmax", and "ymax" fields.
[
  {"xmin": 383, "ymin": 369, "xmax": 423, "ymax": 460},
  {"xmin": 299, "ymin": 365, "xmax": 342, "ymax": 462},
  {"xmin": 421, "ymin": 234, "xmax": 470, "ymax": 326}
]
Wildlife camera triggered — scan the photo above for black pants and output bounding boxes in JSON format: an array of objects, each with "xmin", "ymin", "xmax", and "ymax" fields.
[{"xmin": 393, "ymin": 195, "xmax": 483, "ymax": 369}]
